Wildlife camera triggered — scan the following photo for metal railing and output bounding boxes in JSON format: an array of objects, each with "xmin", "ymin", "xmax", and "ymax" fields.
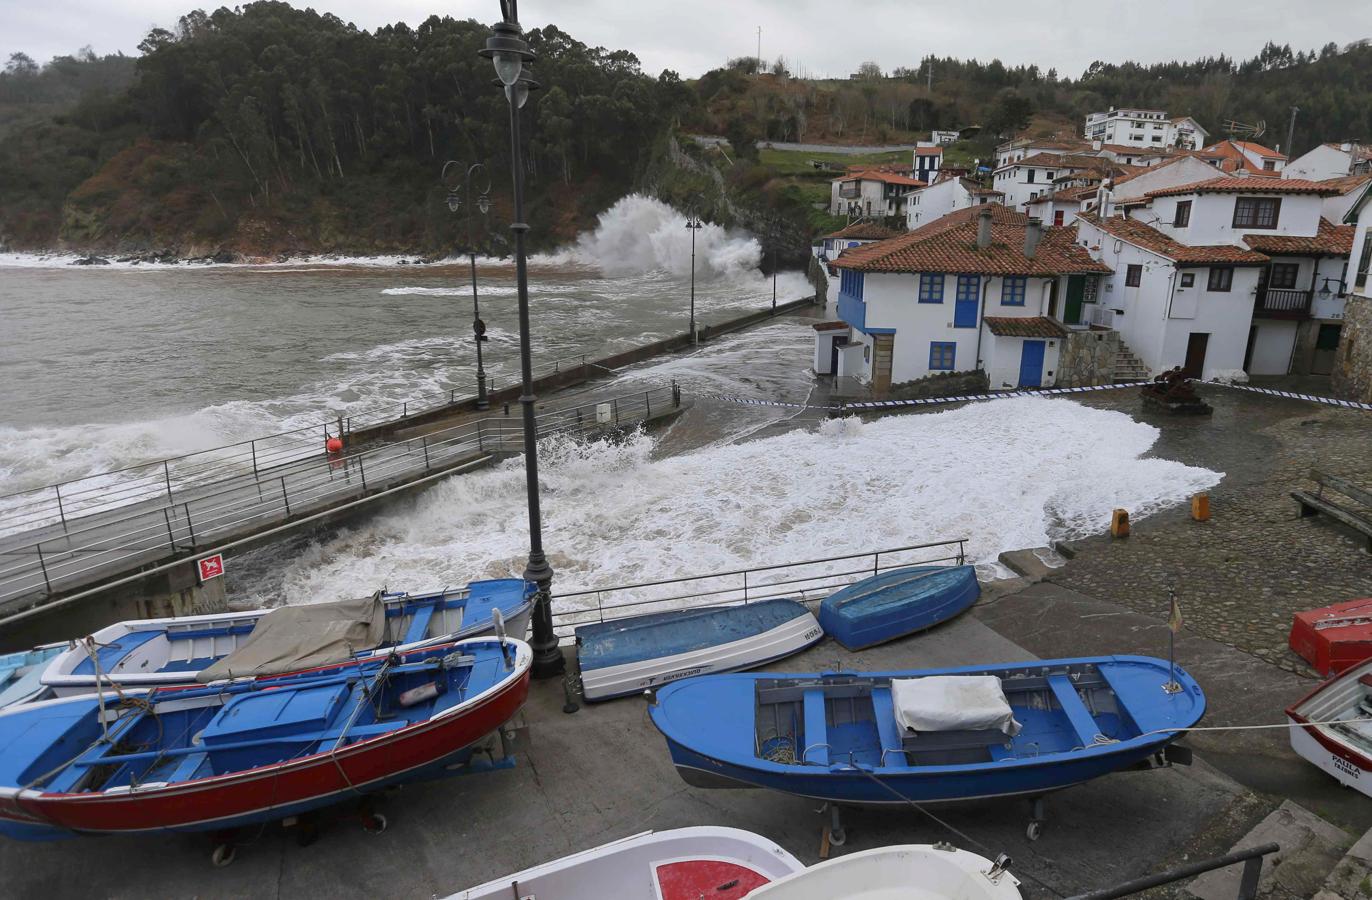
[
  {"xmin": 0, "ymin": 381, "xmax": 678, "ymax": 609},
  {"xmin": 0, "ymin": 354, "xmax": 589, "ymax": 537},
  {"xmin": 548, "ymin": 539, "xmax": 968, "ymax": 640},
  {"xmin": 1255, "ymin": 288, "xmax": 1313, "ymax": 317},
  {"xmin": 1066, "ymin": 841, "xmax": 1278, "ymax": 900}
]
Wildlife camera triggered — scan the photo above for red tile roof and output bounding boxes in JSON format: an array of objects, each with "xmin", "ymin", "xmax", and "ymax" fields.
[
  {"xmin": 1241, "ymin": 218, "xmax": 1355, "ymax": 256},
  {"xmin": 1199, "ymin": 140, "xmax": 1287, "ymax": 175},
  {"xmin": 908, "ymin": 203, "xmax": 1027, "ymax": 237},
  {"xmin": 1318, "ymin": 173, "xmax": 1372, "ymax": 194},
  {"xmin": 914, "ymin": 146, "xmax": 944, "ymax": 156},
  {"xmin": 834, "ymin": 216, "xmax": 1111, "ymax": 276},
  {"xmin": 822, "ymin": 221, "xmax": 903, "ymax": 241},
  {"xmin": 1233, "ymin": 140, "xmax": 1287, "ymax": 160},
  {"xmin": 1145, "ymin": 176, "xmax": 1341, "ymax": 198},
  {"xmin": 837, "ymin": 170, "xmax": 926, "ymax": 187},
  {"xmin": 1077, "ymin": 212, "xmax": 1270, "ymax": 266},
  {"xmin": 984, "ymin": 316, "xmax": 1069, "ymax": 338}
]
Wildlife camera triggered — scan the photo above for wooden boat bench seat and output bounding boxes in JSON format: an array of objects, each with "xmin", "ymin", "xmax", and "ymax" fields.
[
  {"xmin": 1292, "ymin": 470, "xmax": 1372, "ymax": 551},
  {"xmin": 870, "ymin": 687, "xmax": 908, "ymax": 766},
  {"xmin": 802, "ymin": 689, "xmax": 829, "ymax": 765},
  {"xmin": 1047, "ymin": 674, "xmax": 1101, "ymax": 747},
  {"xmin": 402, "ymin": 603, "xmax": 438, "ymax": 645}
]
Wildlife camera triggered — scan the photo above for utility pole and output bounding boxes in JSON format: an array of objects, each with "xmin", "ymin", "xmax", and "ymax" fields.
[
  {"xmin": 757, "ymin": 26, "xmax": 762, "ymax": 71},
  {"xmin": 926, "ymin": 57, "xmax": 933, "ymax": 93},
  {"xmin": 1285, "ymin": 106, "xmax": 1299, "ymax": 159}
]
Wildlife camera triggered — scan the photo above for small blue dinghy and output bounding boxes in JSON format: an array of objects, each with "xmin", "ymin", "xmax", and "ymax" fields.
[
  {"xmin": 819, "ymin": 566, "xmax": 979, "ymax": 650},
  {"xmin": 576, "ymin": 599, "xmax": 823, "ymax": 702}
]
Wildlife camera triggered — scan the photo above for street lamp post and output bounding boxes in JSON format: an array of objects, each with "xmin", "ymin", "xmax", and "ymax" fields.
[
  {"xmin": 769, "ymin": 220, "xmax": 780, "ymax": 315},
  {"xmin": 442, "ymin": 161, "xmax": 493, "ymax": 410},
  {"xmin": 685, "ymin": 209, "xmax": 703, "ymax": 344},
  {"xmin": 482, "ymin": 3, "xmax": 564, "ymax": 679}
]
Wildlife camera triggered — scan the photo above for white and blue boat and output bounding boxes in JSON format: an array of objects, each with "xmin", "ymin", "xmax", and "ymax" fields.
[
  {"xmin": 819, "ymin": 565, "xmax": 979, "ymax": 650},
  {"xmin": 0, "ymin": 647, "xmax": 64, "ymax": 710},
  {"xmin": 649, "ymin": 656, "xmax": 1204, "ymax": 815},
  {"xmin": 38, "ymin": 579, "xmax": 534, "ymax": 697},
  {"xmin": 576, "ymin": 599, "xmax": 823, "ymax": 702}
]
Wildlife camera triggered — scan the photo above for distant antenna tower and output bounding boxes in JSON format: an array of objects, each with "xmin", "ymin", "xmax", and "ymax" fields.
[{"xmin": 1223, "ymin": 119, "xmax": 1267, "ymax": 140}]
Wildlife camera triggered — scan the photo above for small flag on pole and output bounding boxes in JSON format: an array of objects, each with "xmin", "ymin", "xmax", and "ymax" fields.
[
  {"xmin": 1168, "ymin": 592, "xmax": 1184, "ymax": 633},
  {"xmin": 1164, "ymin": 588, "xmax": 1183, "ymax": 694}
]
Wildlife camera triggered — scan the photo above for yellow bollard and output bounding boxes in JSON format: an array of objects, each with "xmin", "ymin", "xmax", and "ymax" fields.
[
  {"xmin": 1191, "ymin": 493, "xmax": 1211, "ymax": 521},
  {"xmin": 1111, "ymin": 509, "xmax": 1130, "ymax": 538}
]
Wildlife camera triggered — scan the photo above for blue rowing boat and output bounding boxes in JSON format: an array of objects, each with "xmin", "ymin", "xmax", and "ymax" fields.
[
  {"xmin": 819, "ymin": 566, "xmax": 979, "ymax": 650},
  {"xmin": 38, "ymin": 579, "xmax": 534, "ymax": 697},
  {"xmin": 649, "ymin": 655, "xmax": 1204, "ymax": 810},
  {"xmin": 0, "ymin": 647, "xmax": 63, "ymax": 710},
  {"xmin": 576, "ymin": 599, "xmax": 823, "ymax": 701}
]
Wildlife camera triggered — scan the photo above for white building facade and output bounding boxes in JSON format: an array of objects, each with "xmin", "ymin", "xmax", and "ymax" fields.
[
  {"xmin": 830, "ymin": 170, "xmax": 927, "ymax": 218},
  {"xmin": 904, "ymin": 177, "xmax": 1003, "ymax": 230},
  {"xmin": 1084, "ymin": 108, "xmax": 1208, "ymax": 150}
]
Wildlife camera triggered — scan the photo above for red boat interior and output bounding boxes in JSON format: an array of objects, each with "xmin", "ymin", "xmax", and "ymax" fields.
[{"xmin": 654, "ymin": 859, "xmax": 772, "ymax": 900}]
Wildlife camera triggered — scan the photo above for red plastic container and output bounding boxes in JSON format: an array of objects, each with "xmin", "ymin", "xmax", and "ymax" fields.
[{"xmin": 1290, "ymin": 598, "xmax": 1372, "ymax": 677}]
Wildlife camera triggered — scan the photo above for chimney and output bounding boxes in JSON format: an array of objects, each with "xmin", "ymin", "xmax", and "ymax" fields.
[
  {"xmin": 977, "ymin": 207, "xmax": 993, "ymax": 249},
  {"xmin": 1024, "ymin": 217, "xmax": 1044, "ymax": 258}
]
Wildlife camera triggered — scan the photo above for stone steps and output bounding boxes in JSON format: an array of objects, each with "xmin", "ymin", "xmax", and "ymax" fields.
[
  {"xmin": 1187, "ymin": 799, "xmax": 1359, "ymax": 900},
  {"xmin": 1112, "ymin": 338, "xmax": 1151, "ymax": 384}
]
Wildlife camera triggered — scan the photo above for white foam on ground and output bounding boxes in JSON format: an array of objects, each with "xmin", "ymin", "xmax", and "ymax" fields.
[{"xmin": 253, "ymin": 397, "xmax": 1221, "ymax": 606}]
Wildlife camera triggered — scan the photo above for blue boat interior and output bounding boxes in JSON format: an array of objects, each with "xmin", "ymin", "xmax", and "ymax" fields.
[
  {"xmin": 754, "ymin": 664, "xmax": 1149, "ymax": 770},
  {"xmin": 0, "ymin": 642, "xmax": 518, "ymax": 796},
  {"xmin": 66, "ymin": 580, "xmax": 532, "ymax": 679},
  {"xmin": 576, "ymin": 599, "xmax": 808, "ymax": 670}
]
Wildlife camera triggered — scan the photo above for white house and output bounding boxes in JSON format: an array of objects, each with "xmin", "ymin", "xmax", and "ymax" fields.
[
  {"xmin": 993, "ymin": 138, "xmax": 1091, "ymax": 169},
  {"xmin": 1334, "ymin": 180, "xmax": 1372, "ymax": 400},
  {"xmin": 1200, "ymin": 140, "xmax": 1287, "ymax": 176},
  {"xmin": 904, "ymin": 177, "xmax": 1003, "ymax": 229},
  {"xmin": 1075, "ymin": 175, "xmax": 1349, "ymax": 379},
  {"xmin": 814, "ymin": 220, "xmax": 903, "ymax": 311},
  {"xmin": 992, "ymin": 153, "xmax": 1103, "ymax": 210},
  {"xmin": 1318, "ymin": 174, "xmax": 1372, "ymax": 225},
  {"xmin": 1104, "ymin": 156, "xmax": 1230, "ymax": 212},
  {"xmin": 1284, "ymin": 142, "xmax": 1372, "ymax": 181},
  {"xmin": 931, "ymin": 130, "xmax": 960, "ymax": 146},
  {"xmin": 913, "ymin": 144, "xmax": 943, "ymax": 184},
  {"xmin": 830, "ymin": 169, "xmax": 927, "ymax": 218},
  {"xmin": 821, "ymin": 206, "xmax": 1111, "ymax": 392},
  {"xmin": 1084, "ymin": 108, "xmax": 1208, "ymax": 150}
]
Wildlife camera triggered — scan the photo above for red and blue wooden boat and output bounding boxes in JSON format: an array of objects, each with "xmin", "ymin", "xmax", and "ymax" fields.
[{"xmin": 0, "ymin": 636, "xmax": 530, "ymax": 841}]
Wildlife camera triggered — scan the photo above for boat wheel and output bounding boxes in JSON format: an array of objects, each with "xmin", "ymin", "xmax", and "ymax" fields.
[
  {"xmin": 211, "ymin": 843, "xmax": 237, "ymax": 868},
  {"xmin": 362, "ymin": 813, "xmax": 388, "ymax": 835},
  {"xmin": 827, "ymin": 825, "xmax": 846, "ymax": 847},
  {"xmin": 1025, "ymin": 820, "xmax": 1044, "ymax": 842}
]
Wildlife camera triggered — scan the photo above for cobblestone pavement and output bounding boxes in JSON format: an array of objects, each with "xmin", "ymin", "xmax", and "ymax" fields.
[{"xmin": 1051, "ymin": 382, "xmax": 1372, "ymax": 676}]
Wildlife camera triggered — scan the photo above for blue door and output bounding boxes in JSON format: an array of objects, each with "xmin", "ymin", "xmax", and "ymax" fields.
[
  {"xmin": 1018, "ymin": 340, "xmax": 1046, "ymax": 388},
  {"xmin": 954, "ymin": 275, "xmax": 979, "ymax": 328}
]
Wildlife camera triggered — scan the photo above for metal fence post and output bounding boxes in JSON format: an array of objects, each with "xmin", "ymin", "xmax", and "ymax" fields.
[
  {"xmin": 873, "ymin": 551, "xmax": 880, "ymax": 576},
  {"xmin": 403, "ymin": 401, "xmax": 408, "ymax": 417},
  {"xmin": 357, "ymin": 455, "xmax": 367, "ymax": 491},
  {"xmin": 54, "ymin": 484, "xmax": 67, "ymax": 533},
  {"xmin": 250, "ymin": 440, "xmax": 259, "ymax": 476},
  {"xmin": 163, "ymin": 461, "xmax": 174, "ymax": 504},
  {"xmin": 163, "ymin": 507, "xmax": 177, "ymax": 551},
  {"xmin": 35, "ymin": 543, "xmax": 52, "ymax": 595},
  {"xmin": 743, "ymin": 570, "xmax": 750, "ymax": 604},
  {"xmin": 645, "ymin": 389, "xmax": 651, "ymax": 418},
  {"xmin": 184, "ymin": 503, "xmax": 197, "ymax": 547},
  {"xmin": 280, "ymin": 476, "xmax": 291, "ymax": 517},
  {"xmin": 422, "ymin": 436, "xmax": 431, "ymax": 470},
  {"xmin": 613, "ymin": 398, "xmax": 619, "ymax": 426},
  {"xmin": 1237, "ymin": 856, "xmax": 1262, "ymax": 900}
]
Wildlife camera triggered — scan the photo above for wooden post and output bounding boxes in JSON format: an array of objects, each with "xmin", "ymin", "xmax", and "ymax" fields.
[{"xmin": 1110, "ymin": 509, "xmax": 1130, "ymax": 538}]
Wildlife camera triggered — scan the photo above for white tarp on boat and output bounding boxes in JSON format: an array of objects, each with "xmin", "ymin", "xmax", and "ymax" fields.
[
  {"xmin": 196, "ymin": 595, "xmax": 385, "ymax": 682},
  {"xmin": 890, "ymin": 675, "xmax": 1022, "ymax": 736}
]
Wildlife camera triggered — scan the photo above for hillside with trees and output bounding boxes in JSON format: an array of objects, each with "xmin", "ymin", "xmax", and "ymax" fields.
[{"xmin": 1, "ymin": 5, "xmax": 1370, "ymax": 260}]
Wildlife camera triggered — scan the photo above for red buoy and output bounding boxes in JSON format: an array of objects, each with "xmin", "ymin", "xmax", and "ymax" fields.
[{"xmin": 325, "ymin": 437, "xmax": 344, "ymax": 453}]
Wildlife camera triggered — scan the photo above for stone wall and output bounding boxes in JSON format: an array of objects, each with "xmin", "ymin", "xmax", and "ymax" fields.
[
  {"xmin": 886, "ymin": 369, "xmax": 989, "ymax": 400},
  {"xmin": 1332, "ymin": 295, "xmax": 1372, "ymax": 402},
  {"xmin": 1057, "ymin": 329, "xmax": 1121, "ymax": 387},
  {"xmin": 807, "ymin": 255, "xmax": 829, "ymax": 305}
]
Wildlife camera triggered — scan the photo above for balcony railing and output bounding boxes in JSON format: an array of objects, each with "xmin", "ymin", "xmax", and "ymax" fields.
[{"xmin": 1255, "ymin": 287, "xmax": 1313, "ymax": 319}]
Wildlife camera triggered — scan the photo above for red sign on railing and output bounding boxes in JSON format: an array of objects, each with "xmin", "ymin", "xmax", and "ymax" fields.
[{"xmin": 197, "ymin": 554, "xmax": 225, "ymax": 582}]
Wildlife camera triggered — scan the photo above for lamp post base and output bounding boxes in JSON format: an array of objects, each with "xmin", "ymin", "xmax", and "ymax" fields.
[{"xmin": 475, "ymin": 373, "xmax": 489, "ymax": 410}]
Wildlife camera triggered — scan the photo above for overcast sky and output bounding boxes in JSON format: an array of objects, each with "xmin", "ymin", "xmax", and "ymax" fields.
[{"xmin": 4, "ymin": 0, "xmax": 1370, "ymax": 80}]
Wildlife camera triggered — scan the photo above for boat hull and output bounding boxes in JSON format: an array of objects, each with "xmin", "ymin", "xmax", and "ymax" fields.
[
  {"xmin": 577, "ymin": 601, "xmax": 823, "ymax": 702},
  {"xmin": 818, "ymin": 565, "xmax": 979, "ymax": 651},
  {"xmin": 1288, "ymin": 718, "xmax": 1371, "ymax": 797},
  {"xmin": 0, "ymin": 642, "xmax": 531, "ymax": 840},
  {"xmin": 650, "ymin": 655, "xmax": 1203, "ymax": 808},
  {"xmin": 450, "ymin": 826, "xmax": 804, "ymax": 899},
  {"xmin": 1289, "ymin": 597, "xmax": 1372, "ymax": 677},
  {"xmin": 746, "ymin": 844, "xmax": 1021, "ymax": 899},
  {"xmin": 1285, "ymin": 656, "xmax": 1372, "ymax": 798}
]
